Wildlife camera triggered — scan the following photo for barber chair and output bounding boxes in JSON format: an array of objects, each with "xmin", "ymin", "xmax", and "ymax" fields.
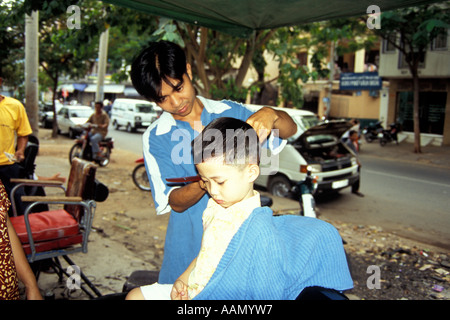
[
  {"xmin": 295, "ymin": 286, "xmax": 348, "ymax": 300},
  {"xmin": 9, "ymin": 157, "xmax": 104, "ymax": 299}
]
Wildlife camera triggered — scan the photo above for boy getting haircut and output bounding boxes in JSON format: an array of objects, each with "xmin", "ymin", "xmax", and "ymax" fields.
[
  {"xmin": 127, "ymin": 118, "xmax": 353, "ymax": 300},
  {"xmin": 192, "ymin": 117, "xmax": 260, "ymax": 167}
]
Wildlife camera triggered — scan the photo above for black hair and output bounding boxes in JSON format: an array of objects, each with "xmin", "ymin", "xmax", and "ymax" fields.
[
  {"xmin": 130, "ymin": 41, "xmax": 187, "ymax": 103},
  {"xmin": 192, "ymin": 117, "xmax": 260, "ymax": 166},
  {"xmin": 95, "ymin": 101, "xmax": 103, "ymax": 107}
]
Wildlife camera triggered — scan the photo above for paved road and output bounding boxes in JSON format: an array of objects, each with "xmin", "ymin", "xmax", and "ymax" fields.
[
  {"xmin": 109, "ymin": 125, "xmax": 146, "ymax": 155},
  {"xmin": 317, "ymin": 153, "xmax": 450, "ymax": 249}
]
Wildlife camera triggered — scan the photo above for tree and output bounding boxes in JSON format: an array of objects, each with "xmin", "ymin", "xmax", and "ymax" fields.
[
  {"xmin": 3, "ymin": 0, "xmax": 161, "ymax": 135},
  {"xmin": 0, "ymin": 2, "xmax": 25, "ymax": 97},
  {"xmin": 174, "ymin": 23, "xmax": 274, "ymax": 102},
  {"xmin": 105, "ymin": 6, "xmax": 161, "ymax": 83},
  {"xmin": 5, "ymin": 0, "xmax": 383, "ymax": 128},
  {"xmin": 153, "ymin": 18, "xmax": 374, "ymax": 108},
  {"xmin": 373, "ymin": 4, "xmax": 450, "ymax": 153},
  {"xmin": 36, "ymin": 0, "xmax": 112, "ymax": 137}
]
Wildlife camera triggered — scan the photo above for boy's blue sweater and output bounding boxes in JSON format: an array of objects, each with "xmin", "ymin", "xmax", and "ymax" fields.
[{"xmin": 194, "ymin": 207, "xmax": 353, "ymax": 300}]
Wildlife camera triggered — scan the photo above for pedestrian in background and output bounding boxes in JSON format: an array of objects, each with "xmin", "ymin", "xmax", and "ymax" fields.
[
  {"xmin": 85, "ymin": 101, "xmax": 109, "ymax": 160},
  {"xmin": 346, "ymin": 130, "xmax": 364, "ymax": 197}
]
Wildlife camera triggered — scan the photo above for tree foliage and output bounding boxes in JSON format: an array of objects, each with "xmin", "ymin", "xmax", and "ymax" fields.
[
  {"xmin": 1, "ymin": 0, "xmax": 158, "ymax": 136},
  {"xmin": 35, "ymin": 0, "xmax": 108, "ymax": 136},
  {"xmin": 2, "ymin": 0, "xmax": 386, "ymax": 129},
  {"xmin": 0, "ymin": 2, "xmax": 25, "ymax": 92}
]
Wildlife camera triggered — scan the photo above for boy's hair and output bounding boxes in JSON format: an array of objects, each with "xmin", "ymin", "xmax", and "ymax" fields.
[
  {"xmin": 192, "ymin": 117, "xmax": 260, "ymax": 166},
  {"xmin": 130, "ymin": 41, "xmax": 187, "ymax": 103}
]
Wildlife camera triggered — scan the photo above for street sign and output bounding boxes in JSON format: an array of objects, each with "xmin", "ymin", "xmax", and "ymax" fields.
[{"xmin": 339, "ymin": 72, "xmax": 382, "ymax": 91}]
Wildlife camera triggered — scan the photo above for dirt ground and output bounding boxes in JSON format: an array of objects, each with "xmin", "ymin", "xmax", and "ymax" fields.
[{"xmin": 32, "ymin": 131, "xmax": 449, "ymax": 300}]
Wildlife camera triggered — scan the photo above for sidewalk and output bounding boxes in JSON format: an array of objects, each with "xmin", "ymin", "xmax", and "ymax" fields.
[{"xmin": 358, "ymin": 138, "xmax": 450, "ymax": 169}]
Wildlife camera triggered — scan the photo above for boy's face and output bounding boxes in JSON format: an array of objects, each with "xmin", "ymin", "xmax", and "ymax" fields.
[
  {"xmin": 196, "ymin": 158, "xmax": 259, "ymax": 209},
  {"xmin": 156, "ymin": 64, "xmax": 198, "ymax": 120}
]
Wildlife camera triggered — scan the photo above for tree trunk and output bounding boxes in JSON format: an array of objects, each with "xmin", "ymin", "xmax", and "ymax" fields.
[
  {"xmin": 235, "ymin": 30, "xmax": 276, "ymax": 90},
  {"xmin": 51, "ymin": 76, "xmax": 59, "ymax": 138},
  {"xmin": 196, "ymin": 28, "xmax": 210, "ymax": 97},
  {"xmin": 183, "ymin": 26, "xmax": 210, "ymax": 98},
  {"xmin": 235, "ymin": 39, "xmax": 255, "ymax": 89},
  {"xmin": 412, "ymin": 71, "xmax": 421, "ymax": 153}
]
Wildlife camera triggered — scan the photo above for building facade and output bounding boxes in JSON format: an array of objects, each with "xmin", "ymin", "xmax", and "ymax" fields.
[{"xmin": 378, "ymin": 32, "xmax": 450, "ymax": 146}]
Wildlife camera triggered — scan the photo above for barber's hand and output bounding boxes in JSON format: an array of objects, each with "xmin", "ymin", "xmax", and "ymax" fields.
[{"xmin": 246, "ymin": 107, "xmax": 279, "ymax": 143}]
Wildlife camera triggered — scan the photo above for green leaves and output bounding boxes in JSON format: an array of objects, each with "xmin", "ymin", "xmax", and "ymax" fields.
[
  {"xmin": 377, "ymin": 4, "xmax": 449, "ymax": 45},
  {"xmin": 422, "ymin": 19, "xmax": 450, "ymax": 32},
  {"xmin": 210, "ymin": 78, "xmax": 252, "ymax": 103},
  {"xmin": 152, "ymin": 18, "xmax": 184, "ymax": 45}
]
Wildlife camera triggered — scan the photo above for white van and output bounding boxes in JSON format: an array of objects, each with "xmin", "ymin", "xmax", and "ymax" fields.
[
  {"xmin": 111, "ymin": 98, "xmax": 162, "ymax": 132},
  {"xmin": 251, "ymin": 106, "xmax": 360, "ymax": 197}
]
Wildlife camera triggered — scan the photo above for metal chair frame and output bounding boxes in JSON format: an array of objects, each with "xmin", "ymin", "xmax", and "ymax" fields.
[{"xmin": 9, "ymin": 158, "xmax": 102, "ymax": 299}]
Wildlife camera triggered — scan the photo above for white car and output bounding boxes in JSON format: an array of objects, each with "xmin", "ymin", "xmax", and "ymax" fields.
[
  {"xmin": 57, "ymin": 105, "xmax": 93, "ymax": 138},
  {"xmin": 39, "ymin": 100, "xmax": 63, "ymax": 128},
  {"xmin": 252, "ymin": 107, "xmax": 360, "ymax": 197},
  {"xmin": 111, "ymin": 98, "xmax": 162, "ymax": 132}
]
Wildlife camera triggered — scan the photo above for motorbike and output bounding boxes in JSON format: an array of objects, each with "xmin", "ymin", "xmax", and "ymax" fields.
[
  {"xmin": 132, "ymin": 157, "xmax": 151, "ymax": 191},
  {"xmin": 68, "ymin": 124, "xmax": 114, "ymax": 167},
  {"xmin": 291, "ymin": 170, "xmax": 318, "ymax": 218},
  {"xmin": 378, "ymin": 122, "xmax": 399, "ymax": 146},
  {"xmin": 362, "ymin": 121, "xmax": 384, "ymax": 143}
]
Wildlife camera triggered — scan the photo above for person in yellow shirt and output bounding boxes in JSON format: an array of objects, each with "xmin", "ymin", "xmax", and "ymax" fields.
[{"xmin": 0, "ymin": 77, "xmax": 33, "ymax": 215}]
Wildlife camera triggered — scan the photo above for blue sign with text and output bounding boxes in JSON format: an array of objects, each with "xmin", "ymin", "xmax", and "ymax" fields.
[{"xmin": 339, "ymin": 72, "xmax": 382, "ymax": 91}]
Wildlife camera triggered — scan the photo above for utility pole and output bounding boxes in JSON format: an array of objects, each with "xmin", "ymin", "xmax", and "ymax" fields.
[
  {"xmin": 325, "ymin": 40, "xmax": 335, "ymax": 119},
  {"xmin": 96, "ymin": 27, "xmax": 109, "ymax": 103},
  {"xmin": 25, "ymin": 10, "xmax": 39, "ymax": 134}
]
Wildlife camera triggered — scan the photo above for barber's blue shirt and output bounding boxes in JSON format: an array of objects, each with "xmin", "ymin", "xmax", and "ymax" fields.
[{"xmin": 142, "ymin": 96, "xmax": 284, "ymax": 283}]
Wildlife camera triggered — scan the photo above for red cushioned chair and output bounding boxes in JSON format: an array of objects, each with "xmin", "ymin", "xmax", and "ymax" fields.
[{"xmin": 9, "ymin": 158, "xmax": 102, "ymax": 298}]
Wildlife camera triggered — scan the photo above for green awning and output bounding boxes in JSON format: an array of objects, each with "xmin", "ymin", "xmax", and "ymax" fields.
[{"xmin": 102, "ymin": 0, "xmax": 442, "ymax": 37}]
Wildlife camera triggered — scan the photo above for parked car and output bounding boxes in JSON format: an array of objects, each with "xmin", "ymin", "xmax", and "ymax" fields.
[
  {"xmin": 253, "ymin": 107, "xmax": 360, "ymax": 197},
  {"xmin": 39, "ymin": 100, "xmax": 63, "ymax": 128},
  {"xmin": 110, "ymin": 98, "xmax": 162, "ymax": 132},
  {"xmin": 56, "ymin": 105, "xmax": 93, "ymax": 138}
]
